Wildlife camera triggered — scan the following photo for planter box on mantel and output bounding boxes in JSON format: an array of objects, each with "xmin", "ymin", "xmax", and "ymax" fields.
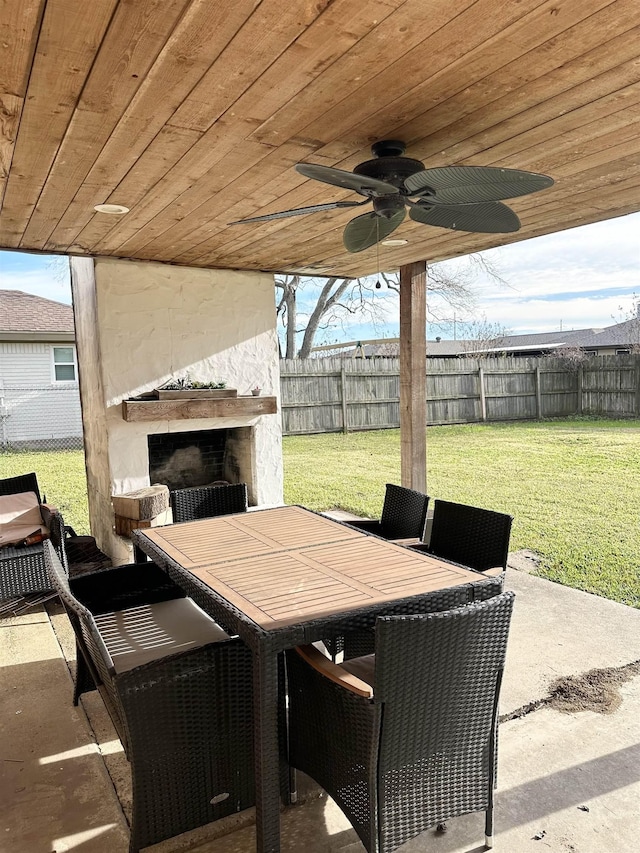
[
  {"xmin": 155, "ymin": 388, "xmax": 237, "ymax": 399},
  {"xmin": 122, "ymin": 395, "xmax": 277, "ymax": 422}
]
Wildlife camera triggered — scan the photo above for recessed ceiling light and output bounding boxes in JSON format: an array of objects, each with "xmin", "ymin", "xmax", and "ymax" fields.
[
  {"xmin": 381, "ymin": 238, "xmax": 408, "ymax": 246},
  {"xmin": 93, "ymin": 203, "xmax": 130, "ymax": 215}
]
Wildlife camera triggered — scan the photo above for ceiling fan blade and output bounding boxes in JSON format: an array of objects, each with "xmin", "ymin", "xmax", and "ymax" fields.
[
  {"xmin": 228, "ymin": 199, "xmax": 368, "ymax": 224},
  {"xmin": 343, "ymin": 209, "xmax": 406, "ymax": 253},
  {"xmin": 405, "ymin": 165, "xmax": 554, "ymax": 204},
  {"xmin": 296, "ymin": 163, "xmax": 400, "ymax": 197},
  {"xmin": 409, "ymin": 200, "xmax": 520, "ymax": 233}
]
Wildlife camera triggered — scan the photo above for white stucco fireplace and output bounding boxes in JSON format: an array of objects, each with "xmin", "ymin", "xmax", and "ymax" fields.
[{"xmin": 70, "ymin": 257, "xmax": 283, "ymax": 563}]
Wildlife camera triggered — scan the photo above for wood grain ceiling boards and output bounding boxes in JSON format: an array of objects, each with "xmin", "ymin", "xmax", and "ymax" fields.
[{"xmin": 1, "ymin": 0, "xmax": 639, "ymax": 278}]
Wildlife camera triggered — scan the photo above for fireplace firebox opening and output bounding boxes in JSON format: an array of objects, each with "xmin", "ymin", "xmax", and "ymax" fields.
[{"xmin": 147, "ymin": 427, "xmax": 256, "ymax": 500}]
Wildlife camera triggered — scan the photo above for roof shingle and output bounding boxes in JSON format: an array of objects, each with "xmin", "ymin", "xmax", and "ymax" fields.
[{"xmin": 0, "ymin": 290, "xmax": 74, "ymax": 333}]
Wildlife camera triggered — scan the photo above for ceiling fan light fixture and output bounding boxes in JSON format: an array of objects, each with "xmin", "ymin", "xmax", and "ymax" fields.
[{"xmin": 93, "ymin": 203, "xmax": 130, "ymax": 215}]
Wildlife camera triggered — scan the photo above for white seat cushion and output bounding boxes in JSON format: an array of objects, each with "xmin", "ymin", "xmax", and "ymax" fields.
[
  {"xmin": 95, "ymin": 597, "xmax": 231, "ymax": 673},
  {"xmin": 0, "ymin": 491, "xmax": 48, "ymax": 547}
]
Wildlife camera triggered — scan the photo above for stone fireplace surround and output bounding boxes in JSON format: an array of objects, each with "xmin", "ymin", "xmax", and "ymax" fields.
[{"xmin": 70, "ymin": 257, "xmax": 283, "ymax": 564}]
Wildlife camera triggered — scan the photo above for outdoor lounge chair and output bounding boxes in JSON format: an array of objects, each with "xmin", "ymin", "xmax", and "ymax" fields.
[
  {"xmin": 44, "ymin": 541, "xmax": 255, "ymax": 853},
  {"xmin": 346, "ymin": 483, "xmax": 430, "ymax": 541},
  {"xmin": 0, "ymin": 472, "xmax": 66, "ymax": 598},
  {"xmin": 170, "ymin": 482, "xmax": 248, "ymax": 523},
  {"xmin": 409, "ymin": 499, "xmax": 513, "ymax": 573},
  {"xmin": 286, "ymin": 590, "xmax": 515, "ymax": 853}
]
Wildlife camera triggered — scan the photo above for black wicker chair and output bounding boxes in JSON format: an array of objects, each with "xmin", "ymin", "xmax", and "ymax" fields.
[
  {"xmin": 409, "ymin": 499, "xmax": 513, "ymax": 573},
  {"xmin": 286, "ymin": 590, "xmax": 515, "ymax": 853},
  {"xmin": 346, "ymin": 483, "xmax": 430, "ymax": 541},
  {"xmin": 44, "ymin": 541, "xmax": 255, "ymax": 853},
  {"xmin": 0, "ymin": 472, "xmax": 67, "ymax": 598},
  {"xmin": 170, "ymin": 482, "xmax": 248, "ymax": 523}
]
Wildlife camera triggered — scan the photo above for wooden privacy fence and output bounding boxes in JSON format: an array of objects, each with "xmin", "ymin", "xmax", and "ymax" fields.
[{"xmin": 280, "ymin": 354, "xmax": 640, "ymax": 435}]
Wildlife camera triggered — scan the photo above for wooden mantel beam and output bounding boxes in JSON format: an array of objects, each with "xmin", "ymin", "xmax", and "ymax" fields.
[{"xmin": 399, "ymin": 261, "xmax": 427, "ymax": 493}]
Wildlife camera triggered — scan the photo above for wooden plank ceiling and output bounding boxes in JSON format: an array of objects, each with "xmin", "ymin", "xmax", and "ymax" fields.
[{"xmin": 1, "ymin": 0, "xmax": 639, "ymax": 278}]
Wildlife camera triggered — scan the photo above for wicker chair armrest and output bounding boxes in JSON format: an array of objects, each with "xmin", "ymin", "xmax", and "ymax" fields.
[
  {"xmin": 71, "ymin": 561, "xmax": 186, "ymax": 614},
  {"xmin": 295, "ymin": 644, "xmax": 373, "ymax": 698},
  {"xmin": 44, "ymin": 509, "xmax": 66, "ymax": 554}
]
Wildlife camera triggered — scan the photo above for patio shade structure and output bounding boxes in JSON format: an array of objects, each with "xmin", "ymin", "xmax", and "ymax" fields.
[{"xmin": 1, "ymin": 0, "xmax": 640, "ymax": 485}]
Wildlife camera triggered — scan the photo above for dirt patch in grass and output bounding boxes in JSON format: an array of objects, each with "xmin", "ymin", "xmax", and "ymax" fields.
[
  {"xmin": 507, "ymin": 549, "xmax": 542, "ymax": 574},
  {"xmin": 548, "ymin": 660, "xmax": 640, "ymax": 714}
]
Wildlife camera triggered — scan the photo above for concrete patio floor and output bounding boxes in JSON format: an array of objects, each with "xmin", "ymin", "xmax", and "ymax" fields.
[{"xmin": 2, "ymin": 559, "xmax": 640, "ymax": 853}]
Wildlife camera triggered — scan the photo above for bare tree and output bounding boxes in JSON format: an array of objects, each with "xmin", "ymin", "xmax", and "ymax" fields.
[
  {"xmin": 553, "ymin": 345, "xmax": 591, "ymax": 371},
  {"xmin": 613, "ymin": 293, "xmax": 640, "ymax": 353},
  {"xmin": 275, "ymin": 254, "xmax": 508, "ymax": 358},
  {"xmin": 457, "ymin": 316, "xmax": 510, "ymax": 357}
]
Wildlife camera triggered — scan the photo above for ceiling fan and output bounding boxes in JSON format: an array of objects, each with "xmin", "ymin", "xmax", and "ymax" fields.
[{"xmin": 229, "ymin": 140, "xmax": 554, "ymax": 253}]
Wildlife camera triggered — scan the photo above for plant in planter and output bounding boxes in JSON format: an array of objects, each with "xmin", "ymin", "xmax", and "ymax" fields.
[{"xmin": 155, "ymin": 375, "xmax": 237, "ymax": 399}]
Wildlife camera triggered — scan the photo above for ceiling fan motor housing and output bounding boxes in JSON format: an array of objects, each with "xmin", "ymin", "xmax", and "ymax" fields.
[{"xmin": 354, "ymin": 156, "xmax": 425, "ymax": 191}]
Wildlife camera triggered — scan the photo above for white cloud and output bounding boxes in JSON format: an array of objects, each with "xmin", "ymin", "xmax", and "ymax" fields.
[
  {"xmin": 476, "ymin": 294, "xmax": 633, "ymax": 334},
  {"xmin": 0, "ymin": 264, "xmax": 71, "ymax": 304},
  {"xmin": 431, "ymin": 211, "xmax": 640, "ymax": 333}
]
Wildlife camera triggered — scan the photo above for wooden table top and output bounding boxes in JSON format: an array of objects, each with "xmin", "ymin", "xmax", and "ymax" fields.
[{"xmin": 141, "ymin": 506, "xmax": 483, "ymax": 630}]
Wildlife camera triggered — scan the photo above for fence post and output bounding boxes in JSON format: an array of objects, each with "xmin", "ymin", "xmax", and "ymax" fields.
[
  {"xmin": 577, "ymin": 365, "xmax": 583, "ymax": 414},
  {"xmin": 340, "ymin": 366, "xmax": 349, "ymax": 434},
  {"xmin": 535, "ymin": 365, "xmax": 542, "ymax": 419},
  {"xmin": 478, "ymin": 366, "xmax": 487, "ymax": 421},
  {"xmin": 635, "ymin": 356, "xmax": 640, "ymax": 416}
]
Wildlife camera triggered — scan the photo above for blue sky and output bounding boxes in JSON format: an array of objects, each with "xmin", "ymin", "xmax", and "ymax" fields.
[{"xmin": 1, "ymin": 209, "xmax": 638, "ymax": 341}]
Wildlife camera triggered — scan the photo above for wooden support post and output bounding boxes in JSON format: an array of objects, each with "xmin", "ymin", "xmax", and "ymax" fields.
[
  {"xmin": 69, "ymin": 258, "xmax": 113, "ymax": 555},
  {"xmin": 399, "ymin": 261, "xmax": 427, "ymax": 493},
  {"xmin": 535, "ymin": 365, "xmax": 542, "ymax": 419}
]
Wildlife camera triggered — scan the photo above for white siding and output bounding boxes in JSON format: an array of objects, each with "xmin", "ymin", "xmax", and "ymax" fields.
[
  {"xmin": 0, "ymin": 341, "xmax": 55, "ymax": 384},
  {"xmin": 0, "ymin": 342, "xmax": 82, "ymax": 446}
]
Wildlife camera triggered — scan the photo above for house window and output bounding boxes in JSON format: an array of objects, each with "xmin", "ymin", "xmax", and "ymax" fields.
[
  {"xmin": 616, "ymin": 348, "xmax": 630, "ymax": 355},
  {"xmin": 584, "ymin": 350, "xmax": 597, "ymax": 356},
  {"xmin": 52, "ymin": 346, "xmax": 77, "ymax": 382}
]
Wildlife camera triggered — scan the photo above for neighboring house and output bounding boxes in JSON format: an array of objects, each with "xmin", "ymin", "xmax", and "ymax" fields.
[
  {"xmin": 0, "ymin": 290, "xmax": 82, "ymax": 449},
  {"xmin": 322, "ymin": 310, "xmax": 640, "ymax": 358}
]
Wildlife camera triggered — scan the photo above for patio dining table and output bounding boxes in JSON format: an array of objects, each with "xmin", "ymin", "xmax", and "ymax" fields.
[{"xmin": 133, "ymin": 505, "xmax": 502, "ymax": 853}]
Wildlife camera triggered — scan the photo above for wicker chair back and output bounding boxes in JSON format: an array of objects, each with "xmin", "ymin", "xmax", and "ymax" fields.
[
  {"xmin": 428, "ymin": 499, "xmax": 513, "ymax": 571},
  {"xmin": 287, "ymin": 590, "xmax": 515, "ymax": 853},
  {"xmin": 0, "ymin": 472, "xmax": 41, "ymax": 503},
  {"xmin": 347, "ymin": 484, "xmax": 430, "ymax": 541},
  {"xmin": 0, "ymin": 472, "xmax": 66, "ymax": 597},
  {"xmin": 170, "ymin": 482, "xmax": 248, "ymax": 523},
  {"xmin": 379, "ymin": 483, "xmax": 430, "ymax": 539},
  {"xmin": 43, "ymin": 541, "xmax": 255, "ymax": 853}
]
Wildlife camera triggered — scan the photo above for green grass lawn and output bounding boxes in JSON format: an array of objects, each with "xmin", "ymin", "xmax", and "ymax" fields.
[
  {"xmin": 1, "ymin": 449, "xmax": 90, "ymax": 536},
  {"xmin": 3, "ymin": 417, "xmax": 639, "ymax": 606},
  {"xmin": 284, "ymin": 419, "xmax": 640, "ymax": 608}
]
